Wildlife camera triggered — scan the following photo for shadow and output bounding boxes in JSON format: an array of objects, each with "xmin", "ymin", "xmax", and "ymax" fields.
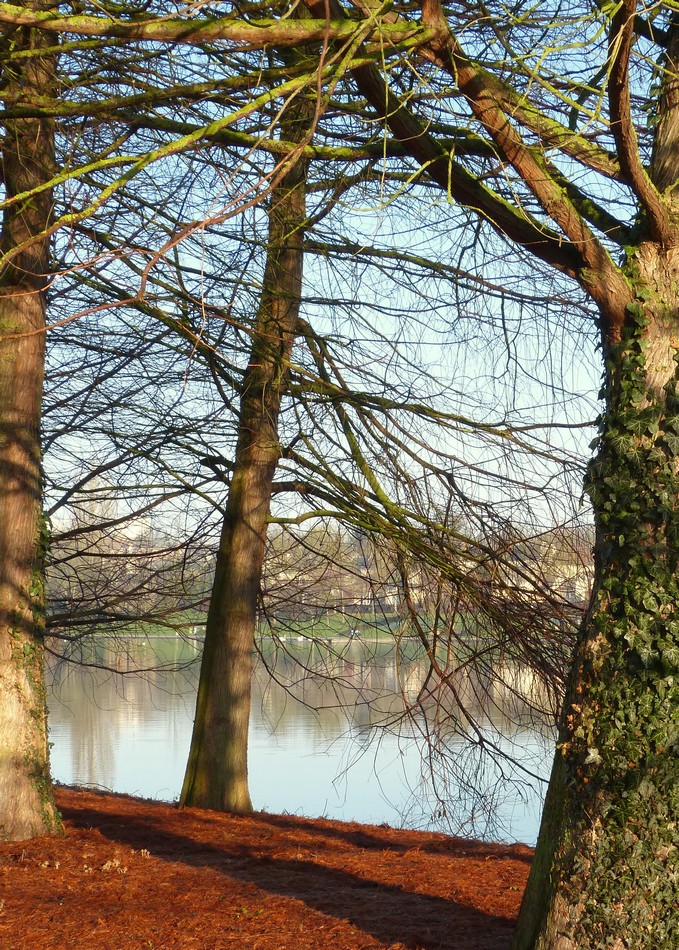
[
  {"xmin": 59, "ymin": 793, "xmax": 521, "ymax": 950},
  {"xmin": 245, "ymin": 810, "xmax": 534, "ymax": 862}
]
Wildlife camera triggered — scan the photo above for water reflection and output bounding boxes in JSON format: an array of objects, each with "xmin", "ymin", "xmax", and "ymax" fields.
[{"xmin": 46, "ymin": 637, "xmax": 555, "ymax": 843}]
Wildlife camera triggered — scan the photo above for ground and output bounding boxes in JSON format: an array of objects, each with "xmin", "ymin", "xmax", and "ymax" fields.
[{"xmin": 0, "ymin": 786, "xmax": 533, "ymax": 949}]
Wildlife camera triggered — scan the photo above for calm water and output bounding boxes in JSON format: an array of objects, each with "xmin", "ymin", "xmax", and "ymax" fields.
[{"xmin": 46, "ymin": 636, "xmax": 555, "ymax": 844}]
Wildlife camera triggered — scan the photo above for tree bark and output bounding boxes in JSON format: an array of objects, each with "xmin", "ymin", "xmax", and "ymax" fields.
[
  {"xmin": 513, "ymin": 15, "xmax": 679, "ymax": 943},
  {"xmin": 513, "ymin": 244, "xmax": 679, "ymax": 948},
  {"xmin": 0, "ymin": 10, "xmax": 61, "ymax": 839},
  {"xmin": 180, "ymin": 93, "xmax": 312, "ymax": 813}
]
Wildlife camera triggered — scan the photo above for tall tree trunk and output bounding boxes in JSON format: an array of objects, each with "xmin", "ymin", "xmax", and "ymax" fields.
[
  {"xmin": 180, "ymin": 95, "xmax": 312, "ymax": 813},
  {"xmin": 0, "ymin": 11, "xmax": 61, "ymax": 839},
  {"xmin": 514, "ymin": 18, "xmax": 679, "ymax": 947},
  {"xmin": 513, "ymin": 246, "xmax": 679, "ymax": 947}
]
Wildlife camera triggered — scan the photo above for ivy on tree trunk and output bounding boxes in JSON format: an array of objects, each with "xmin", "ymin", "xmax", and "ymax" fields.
[{"xmin": 514, "ymin": 246, "xmax": 679, "ymax": 947}]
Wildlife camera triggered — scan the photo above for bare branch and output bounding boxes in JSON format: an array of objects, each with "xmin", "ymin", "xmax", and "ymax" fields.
[{"xmin": 608, "ymin": 0, "xmax": 674, "ymax": 243}]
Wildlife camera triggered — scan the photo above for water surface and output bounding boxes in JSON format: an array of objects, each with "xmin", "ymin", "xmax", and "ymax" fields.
[{"xmin": 46, "ymin": 636, "xmax": 554, "ymax": 843}]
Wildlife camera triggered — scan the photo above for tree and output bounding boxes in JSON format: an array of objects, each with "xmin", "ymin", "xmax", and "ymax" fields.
[
  {"xmin": 19, "ymin": 0, "xmax": 580, "ymax": 824},
  {"xmin": 0, "ymin": 6, "xmax": 61, "ymax": 839},
  {"xmin": 8, "ymin": 12, "xmax": 674, "ymax": 942},
  {"xmin": 0, "ymin": 0, "xmax": 540, "ymax": 842},
  {"xmin": 37, "ymin": 6, "xmax": 582, "ymax": 827},
  {"xmin": 178, "ymin": 65, "xmax": 315, "ymax": 811},
  {"xmin": 47, "ymin": 0, "xmax": 669, "ymax": 940},
  {"xmin": 303, "ymin": 1, "xmax": 678, "ymax": 944}
]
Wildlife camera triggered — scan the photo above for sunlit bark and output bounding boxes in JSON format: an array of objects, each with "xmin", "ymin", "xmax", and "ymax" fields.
[
  {"xmin": 180, "ymin": 89, "xmax": 313, "ymax": 813},
  {"xmin": 515, "ymin": 249, "xmax": 679, "ymax": 947},
  {"xmin": 514, "ymin": 18, "xmax": 679, "ymax": 943},
  {"xmin": 0, "ymin": 6, "xmax": 61, "ymax": 839}
]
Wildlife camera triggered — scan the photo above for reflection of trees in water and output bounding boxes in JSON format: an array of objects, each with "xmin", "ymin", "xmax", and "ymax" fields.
[
  {"xmin": 47, "ymin": 635, "xmax": 554, "ymax": 837},
  {"xmin": 252, "ymin": 641, "xmax": 411, "ymax": 740},
  {"xmin": 254, "ymin": 638, "xmax": 554, "ymax": 731},
  {"xmin": 253, "ymin": 636, "xmax": 556, "ymax": 837},
  {"xmin": 47, "ymin": 635, "xmax": 201, "ymax": 691},
  {"xmin": 46, "ymin": 638, "xmax": 201, "ymax": 791}
]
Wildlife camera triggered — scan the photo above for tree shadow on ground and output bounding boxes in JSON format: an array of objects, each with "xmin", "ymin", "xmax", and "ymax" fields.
[
  {"xmin": 247, "ymin": 810, "xmax": 534, "ymax": 862},
  {"xmin": 60, "ymin": 795, "xmax": 520, "ymax": 950}
]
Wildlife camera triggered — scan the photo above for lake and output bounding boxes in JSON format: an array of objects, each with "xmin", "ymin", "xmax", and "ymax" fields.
[{"xmin": 46, "ymin": 636, "xmax": 555, "ymax": 844}]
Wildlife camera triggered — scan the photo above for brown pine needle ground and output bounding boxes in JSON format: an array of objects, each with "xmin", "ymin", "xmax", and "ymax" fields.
[{"xmin": 0, "ymin": 786, "xmax": 532, "ymax": 949}]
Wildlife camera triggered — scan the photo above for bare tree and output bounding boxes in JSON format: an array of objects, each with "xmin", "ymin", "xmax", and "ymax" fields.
[
  {"xmin": 4, "ymin": 22, "xmax": 647, "ymax": 944},
  {"xmin": 294, "ymin": 0, "xmax": 679, "ymax": 944}
]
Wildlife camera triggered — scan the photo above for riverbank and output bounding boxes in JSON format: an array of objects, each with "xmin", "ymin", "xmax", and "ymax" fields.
[{"xmin": 0, "ymin": 786, "xmax": 532, "ymax": 949}]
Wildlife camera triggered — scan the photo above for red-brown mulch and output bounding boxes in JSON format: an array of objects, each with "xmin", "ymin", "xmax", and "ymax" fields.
[{"xmin": 0, "ymin": 786, "xmax": 533, "ymax": 949}]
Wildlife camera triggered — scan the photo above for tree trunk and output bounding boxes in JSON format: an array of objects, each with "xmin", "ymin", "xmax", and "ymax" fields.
[
  {"xmin": 513, "ymin": 244, "xmax": 679, "ymax": 948},
  {"xmin": 180, "ymin": 96, "xmax": 312, "ymax": 813},
  {"xmin": 0, "ymin": 12, "xmax": 61, "ymax": 839}
]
